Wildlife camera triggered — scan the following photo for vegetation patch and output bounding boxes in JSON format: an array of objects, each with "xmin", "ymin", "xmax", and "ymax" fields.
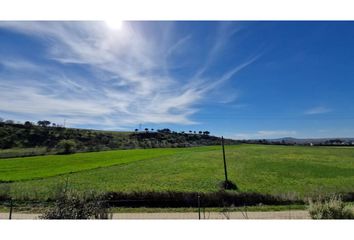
[
  {"xmin": 103, "ymin": 191, "xmax": 303, "ymax": 208},
  {"xmin": 219, "ymin": 180, "xmax": 238, "ymax": 190},
  {"xmin": 0, "ymin": 147, "xmax": 49, "ymax": 159},
  {"xmin": 309, "ymin": 195, "xmax": 354, "ymax": 219},
  {"xmin": 0, "ymin": 122, "xmax": 235, "ymax": 157},
  {"xmin": 40, "ymin": 191, "xmax": 110, "ymax": 219}
]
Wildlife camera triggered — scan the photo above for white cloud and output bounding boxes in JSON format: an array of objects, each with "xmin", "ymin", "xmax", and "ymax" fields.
[
  {"xmin": 0, "ymin": 59, "xmax": 41, "ymax": 72},
  {"xmin": 192, "ymin": 23, "xmax": 244, "ymax": 79},
  {"xmin": 304, "ymin": 106, "xmax": 332, "ymax": 115},
  {"xmin": 232, "ymin": 130, "xmax": 297, "ymax": 139},
  {"xmin": 0, "ymin": 21, "xmax": 255, "ymax": 128}
]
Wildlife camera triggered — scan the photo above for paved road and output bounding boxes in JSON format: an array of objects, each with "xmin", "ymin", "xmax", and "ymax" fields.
[{"xmin": 0, "ymin": 210, "xmax": 310, "ymax": 220}]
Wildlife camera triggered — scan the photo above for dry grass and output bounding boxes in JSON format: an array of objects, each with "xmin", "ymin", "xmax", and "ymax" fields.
[{"xmin": 309, "ymin": 195, "xmax": 354, "ymax": 219}]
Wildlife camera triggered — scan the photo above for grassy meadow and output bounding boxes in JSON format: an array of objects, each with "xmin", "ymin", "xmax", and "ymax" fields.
[{"xmin": 0, "ymin": 144, "xmax": 353, "ymax": 200}]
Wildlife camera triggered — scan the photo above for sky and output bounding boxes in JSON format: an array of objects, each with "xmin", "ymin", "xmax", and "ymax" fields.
[{"xmin": 0, "ymin": 21, "xmax": 354, "ymax": 139}]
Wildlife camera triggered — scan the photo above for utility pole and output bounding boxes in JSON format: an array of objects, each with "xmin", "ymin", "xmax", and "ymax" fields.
[{"xmin": 221, "ymin": 136, "xmax": 228, "ymax": 185}]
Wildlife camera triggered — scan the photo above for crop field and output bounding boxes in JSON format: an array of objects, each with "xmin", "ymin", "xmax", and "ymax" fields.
[{"xmin": 0, "ymin": 144, "xmax": 353, "ymax": 200}]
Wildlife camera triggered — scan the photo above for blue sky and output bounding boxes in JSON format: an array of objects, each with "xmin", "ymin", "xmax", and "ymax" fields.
[{"xmin": 0, "ymin": 21, "xmax": 354, "ymax": 139}]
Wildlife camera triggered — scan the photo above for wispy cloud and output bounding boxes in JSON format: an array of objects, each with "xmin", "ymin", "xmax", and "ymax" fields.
[
  {"xmin": 0, "ymin": 21, "xmax": 256, "ymax": 128},
  {"xmin": 304, "ymin": 106, "xmax": 332, "ymax": 115},
  {"xmin": 232, "ymin": 130, "xmax": 297, "ymax": 139},
  {"xmin": 193, "ymin": 22, "xmax": 244, "ymax": 79}
]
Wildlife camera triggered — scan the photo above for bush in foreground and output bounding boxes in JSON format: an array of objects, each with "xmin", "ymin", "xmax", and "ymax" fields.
[
  {"xmin": 309, "ymin": 195, "xmax": 354, "ymax": 219},
  {"xmin": 41, "ymin": 191, "xmax": 110, "ymax": 219}
]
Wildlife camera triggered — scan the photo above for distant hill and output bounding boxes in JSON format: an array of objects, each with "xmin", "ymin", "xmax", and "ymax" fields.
[
  {"xmin": 241, "ymin": 137, "xmax": 354, "ymax": 146},
  {"xmin": 0, "ymin": 121, "xmax": 238, "ymax": 156}
]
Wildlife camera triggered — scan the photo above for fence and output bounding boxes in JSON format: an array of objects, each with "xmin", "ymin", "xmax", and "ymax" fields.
[
  {"xmin": 0, "ymin": 193, "xmax": 310, "ymax": 220},
  {"xmin": 3, "ymin": 191, "xmax": 352, "ymax": 219}
]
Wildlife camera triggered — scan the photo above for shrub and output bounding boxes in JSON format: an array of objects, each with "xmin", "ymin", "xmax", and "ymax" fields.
[
  {"xmin": 0, "ymin": 184, "xmax": 11, "ymax": 201},
  {"xmin": 56, "ymin": 139, "xmax": 77, "ymax": 154},
  {"xmin": 103, "ymin": 191, "xmax": 303, "ymax": 208},
  {"xmin": 219, "ymin": 180, "xmax": 238, "ymax": 190},
  {"xmin": 309, "ymin": 195, "xmax": 354, "ymax": 219},
  {"xmin": 41, "ymin": 191, "xmax": 110, "ymax": 219}
]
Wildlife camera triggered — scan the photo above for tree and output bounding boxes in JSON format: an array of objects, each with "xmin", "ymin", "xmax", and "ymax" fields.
[
  {"xmin": 144, "ymin": 128, "xmax": 149, "ymax": 132},
  {"xmin": 56, "ymin": 139, "xmax": 77, "ymax": 154},
  {"xmin": 134, "ymin": 129, "xmax": 139, "ymax": 132},
  {"xmin": 24, "ymin": 121, "xmax": 33, "ymax": 127},
  {"xmin": 198, "ymin": 131, "xmax": 203, "ymax": 135},
  {"xmin": 37, "ymin": 120, "xmax": 51, "ymax": 127},
  {"xmin": 158, "ymin": 128, "xmax": 171, "ymax": 133},
  {"xmin": 203, "ymin": 131, "xmax": 210, "ymax": 136},
  {"xmin": 189, "ymin": 130, "xmax": 192, "ymax": 134},
  {"xmin": 5, "ymin": 120, "xmax": 14, "ymax": 124}
]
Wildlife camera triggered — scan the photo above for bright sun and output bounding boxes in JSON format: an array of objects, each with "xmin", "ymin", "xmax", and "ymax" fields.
[{"xmin": 104, "ymin": 20, "xmax": 123, "ymax": 30}]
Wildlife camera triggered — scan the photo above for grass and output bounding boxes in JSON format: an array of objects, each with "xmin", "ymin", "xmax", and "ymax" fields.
[
  {"xmin": 0, "ymin": 144, "xmax": 354, "ymax": 200},
  {"xmin": 0, "ymin": 147, "xmax": 202, "ymax": 182}
]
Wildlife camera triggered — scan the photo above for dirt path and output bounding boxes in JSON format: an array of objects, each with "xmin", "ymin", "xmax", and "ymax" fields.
[
  {"xmin": 112, "ymin": 210, "xmax": 310, "ymax": 219},
  {"xmin": 0, "ymin": 210, "xmax": 310, "ymax": 220}
]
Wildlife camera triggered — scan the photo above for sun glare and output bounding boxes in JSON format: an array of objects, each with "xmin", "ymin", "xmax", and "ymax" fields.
[{"xmin": 104, "ymin": 20, "xmax": 123, "ymax": 30}]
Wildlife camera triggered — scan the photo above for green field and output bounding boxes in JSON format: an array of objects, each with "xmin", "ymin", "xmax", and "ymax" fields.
[{"xmin": 0, "ymin": 144, "xmax": 353, "ymax": 200}]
